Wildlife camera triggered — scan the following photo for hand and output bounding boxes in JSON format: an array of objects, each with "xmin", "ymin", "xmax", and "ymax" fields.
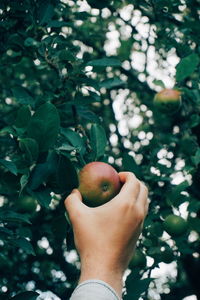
[{"xmin": 64, "ymin": 172, "xmax": 148, "ymax": 296}]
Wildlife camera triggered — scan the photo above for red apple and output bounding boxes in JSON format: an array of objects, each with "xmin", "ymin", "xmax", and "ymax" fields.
[
  {"xmin": 153, "ymin": 88, "xmax": 181, "ymax": 113},
  {"xmin": 78, "ymin": 161, "xmax": 121, "ymax": 207}
]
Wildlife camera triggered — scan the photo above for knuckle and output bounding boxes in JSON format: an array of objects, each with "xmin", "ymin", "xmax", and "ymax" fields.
[
  {"xmin": 143, "ymin": 184, "xmax": 149, "ymax": 195},
  {"xmin": 121, "ymin": 200, "xmax": 134, "ymax": 211},
  {"xmin": 135, "ymin": 206, "xmax": 145, "ymax": 222}
]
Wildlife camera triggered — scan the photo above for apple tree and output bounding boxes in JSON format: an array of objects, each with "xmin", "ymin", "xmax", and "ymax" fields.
[{"xmin": 0, "ymin": 0, "xmax": 199, "ymax": 299}]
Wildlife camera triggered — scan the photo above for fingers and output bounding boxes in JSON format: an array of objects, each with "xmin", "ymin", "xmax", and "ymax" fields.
[
  {"xmin": 136, "ymin": 182, "xmax": 149, "ymax": 216},
  {"xmin": 116, "ymin": 172, "xmax": 149, "ymax": 217},
  {"xmin": 117, "ymin": 172, "xmax": 140, "ymax": 202},
  {"xmin": 64, "ymin": 189, "xmax": 86, "ymax": 223}
]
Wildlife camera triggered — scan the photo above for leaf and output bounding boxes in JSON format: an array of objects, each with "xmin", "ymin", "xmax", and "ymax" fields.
[
  {"xmin": 15, "ymin": 106, "xmax": 31, "ymax": 128},
  {"xmin": 176, "ymin": 53, "xmax": 199, "ymax": 82},
  {"xmin": 86, "ymin": 57, "xmax": 121, "ymax": 67},
  {"xmin": 77, "ymin": 106, "xmax": 100, "ymax": 122},
  {"xmin": 99, "ymin": 78, "xmax": 125, "ymax": 89},
  {"xmin": 61, "ymin": 128, "xmax": 85, "ymax": 154},
  {"xmin": 59, "ymin": 49, "xmax": 76, "ymax": 62},
  {"xmin": 57, "ymin": 144, "xmax": 75, "ymax": 152},
  {"xmin": 39, "ymin": 3, "xmax": 54, "ymax": 26},
  {"xmin": 10, "ymin": 237, "xmax": 35, "ymax": 255},
  {"xmin": 55, "ymin": 155, "xmax": 79, "ymax": 193},
  {"xmin": 0, "ymin": 210, "xmax": 31, "ymax": 224},
  {"xmin": 0, "ymin": 159, "xmax": 17, "ymax": 175},
  {"xmin": 188, "ymin": 114, "xmax": 200, "ymax": 128},
  {"xmin": 47, "ymin": 20, "xmax": 70, "ymax": 28},
  {"xmin": 189, "ymin": 217, "xmax": 200, "ymax": 233},
  {"xmin": 191, "ymin": 148, "xmax": 200, "ymax": 166},
  {"xmin": 46, "ymin": 153, "xmax": 79, "ymax": 194},
  {"xmin": 19, "ymin": 138, "xmax": 39, "ymax": 163},
  {"xmin": 152, "ymin": 79, "xmax": 165, "ymax": 88},
  {"xmin": 9, "ymin": 291, "xmax": 39, "ymax": 300},
  {"xmin": 12, "ymin": 86, "xmax": 34, "ymax": 105},
  {"xmin": 29, "ymin": 162, "xmax": 52, "ymax": 190},
  {"xmin": 27, "ymin": 103, "xmax": 60, "ymax": 152},
  {"xmin": 122, "ymin": 153, "xmax": 141, "ymax": 179},
  {"xmin": 90, "ymin": 124, "xmax": 107, "ymax": 160},
  {"xmin": 20, "ymin": 174, "xmax": 29, "ymax": 193},
  {"xmin": 24, "ymin": 37, "xmax": 38, "ymax": 47},
  {"xmin": 31, "ymin": 187, "xmax": 52, "ymax": 208},
  {"xmin": 124, "ymin": 271, "xmax": 152, "ymax": 300}
]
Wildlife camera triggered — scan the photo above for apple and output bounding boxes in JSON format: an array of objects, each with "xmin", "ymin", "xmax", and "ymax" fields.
[
  {"xmin": 160, "ymin": 248, "xmax": 174, "ymax": 264},
  {"xmin": 163, "ymin": 214, "xmax": 188, "ymax": 237},
  {"xmin": 153, "ymin": 88, "xmax": 181, "ymax": 113},
  {"xmin": 129, "ymin": 249, "xmax": 146, "ymax": 269},
  {"xmin": 78, "ymin": 161, "xmax": 121, "ymax": 207},
  {"xmin": 16, "ymin": 195, "xmax": 37, "ymax": 213}
]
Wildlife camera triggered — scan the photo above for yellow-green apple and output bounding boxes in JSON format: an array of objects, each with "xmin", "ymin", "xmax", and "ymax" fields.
[
  {"xmin": 163, "ymin": 214, "xmax": 188, "ymax": 237},
  {"xmin": 78, "ymin": 161, "xmax": 121, "ymax": 207},
  {"xmin": 153, "ymin": 88, "xmax": 181, "ymax": 113},
  {"xmin": 16, "ymin": 195, "xmax": 37, "ymax": 213},
  {"xmin": 129, "ymin": 249, "xmax": 146, "ymax": 269}
]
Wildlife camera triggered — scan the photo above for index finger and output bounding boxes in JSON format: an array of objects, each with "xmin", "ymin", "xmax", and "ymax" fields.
[{"xmin": 116, "ymin": 172, "xmax": 140, "ymax": 202}]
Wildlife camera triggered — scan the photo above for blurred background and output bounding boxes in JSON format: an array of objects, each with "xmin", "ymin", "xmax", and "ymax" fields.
[{"xmin": 0, "ymin": 0, "xmax": 199, "ymax": 299}]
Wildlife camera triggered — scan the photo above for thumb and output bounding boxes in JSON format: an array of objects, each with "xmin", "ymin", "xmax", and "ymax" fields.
[{"xmin": 64, "ymin": 189, "xmax": 85, "ymax": 223}]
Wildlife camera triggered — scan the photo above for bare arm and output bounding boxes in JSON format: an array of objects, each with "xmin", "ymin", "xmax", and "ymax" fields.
[{"xmin": 65, "ymin": 172, "xmax": 148, "ymax": 297}]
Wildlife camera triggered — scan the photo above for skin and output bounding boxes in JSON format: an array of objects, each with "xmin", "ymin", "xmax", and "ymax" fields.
[{"xmin": 65, "ymin": 172, "xmax": 148, "ymax": 297}]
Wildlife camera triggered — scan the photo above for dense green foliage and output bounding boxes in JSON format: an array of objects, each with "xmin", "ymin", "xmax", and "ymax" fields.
[{"xmin": 0, "ymin": 0, "xmax": 199, "ymax": 299}]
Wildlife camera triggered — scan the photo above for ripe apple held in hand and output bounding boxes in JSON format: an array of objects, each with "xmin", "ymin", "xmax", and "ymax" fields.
[
  {"xmin": 153, "ymin": 88, "xmax": 181, "ymax": 113},
  {"xmin": 78, "ymin": 161, "xmax": 121, "ymax": 207}
]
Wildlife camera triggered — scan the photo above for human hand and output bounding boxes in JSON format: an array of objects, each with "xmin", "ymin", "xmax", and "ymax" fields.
[{"xmin": 64, "ymin": 172, "xmax": 148, "ymax": 296}]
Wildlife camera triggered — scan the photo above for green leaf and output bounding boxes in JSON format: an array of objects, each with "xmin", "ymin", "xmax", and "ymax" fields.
[
  {"xmin": 191, "ymin": 148, "xmax": 200, "ymax": 166},
  {"xmin": 10, "ymin": 237, "xmax": 35, "ymax": 255},
  {"xmin": 12, "ymin": 86, "xmax": 34, "ymax": 105},
  {"xmin": 77, "ymin": 106, "xmax": 100, "ymax": 122},
  {"xmin": 24, "ymin": 37, "xmax": 38, "ymax": 47},
  {"xmin": 9, "ymin": 291, "xmax": 39, "ymax": 300},
  {"xmin": 99, "ymin": 78, "xmax": 125, "ymax": 89},
  {"xmin": 0, "ymin": 210, "xmax": 31, "ymax": 224},
  {"xmin": 188, "ymin": 114, "xmax": 200, "ymax": 128},
  {"xmin": 0, "ymin": 159, "xmax": 17, "ymax": 175},
  {"xmin": 124, "ymin": 272, "xmax": 152, "ymax": 300},
  {"xmin": 39, "ymin": 3, "xmax": 54, "ymax": 25},
  {"xmin": 27, "ymin": 103, "xmax": 60, "ymax": 152},
  {"xmin": 15, "ymin": 106, "xmax": 31, "ymax": 128},
  {"xmin": 29, "ymin": 162, "xmax": 52, "ymax": 190},
  {"xmin": 31, "ymin": 187, "xmax": 51, "ymax": 208},
  {"xmin": 189, "ymin": 217, "xmax": 200, "ymax": 233},
  {"xmin": 20, "ymin": 174, "xmax": 29, "ymax": 193},
  {"xmin": 90, "ymin": 124, "xmax": 107, "ymax": 160},
  {"xmin": 176, "ymin": 53, "xmax": 199, "ymax": 82},
  {"xmin": 61, "ymin": 128, "xmax": 85, "ymax": 154},
  {"xmin": 59, "ymin": 49, "xmax": 76, "ymax": 62},
  {"xmin": 152, "ymin": 79, "xmax": 165, "ymax": 88},
  {"xmin": 19, "ymin": 138, "xmax": 39, "ymax": 163},
  {"xmin": 122, "ymin": 153, "xmax": 141, "ymax": 179},
  {"xmin": 47, "ymin": 154, "xmax": 79, "ymax": 194},
  {"xmin": 47, "ymin": 20, "xmax": 70, "ymax": 28},
  {"xmin": 57, "ymin": 144, "xmax": 75, "ymax": 152},
  {"xmin": 86, "ymin": 57, "xmax": 121, "ymax": 67}
]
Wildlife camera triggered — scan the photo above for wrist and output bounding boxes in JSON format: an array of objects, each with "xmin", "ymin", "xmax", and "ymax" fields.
[{"xmin": 79, "ymin": 262, "xmax": 124, "ymax": 297}]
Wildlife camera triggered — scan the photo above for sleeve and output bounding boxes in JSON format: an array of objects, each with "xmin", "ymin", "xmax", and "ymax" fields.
[{"xmin": 70, "ymin": 279, "xmax": 120, "ymax": 300}]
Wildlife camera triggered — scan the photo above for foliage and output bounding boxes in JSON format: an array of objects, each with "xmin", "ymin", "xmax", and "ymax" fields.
[{"xmin": 0, "ymin": 0, "xmax": 199, "ymax": 299}]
